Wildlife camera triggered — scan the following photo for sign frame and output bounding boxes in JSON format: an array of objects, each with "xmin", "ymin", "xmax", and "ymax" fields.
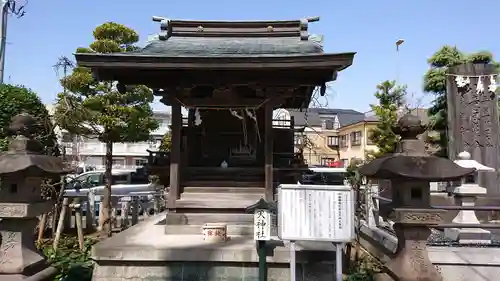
[{"xmin": 277, "ymin": 184, "xmax": 355, "ymax": 242}]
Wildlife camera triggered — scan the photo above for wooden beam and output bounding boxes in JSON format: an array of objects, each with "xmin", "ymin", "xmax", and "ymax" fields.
[
  {"xmin": 168, "ymin": 98, "xmax": 182, "ymax": 210},
  {"xmin": 101, "ymin": 69, "xmax": 334, "ymax": 89},
  {"xmin": 178, "ymin": 97, "xmax": 268, "ymax": 108},
  {"xmin": 264, "ymin": 100, "xmax": 274, "ymax": 201},
  {"xmin": 76, "ymin": 52, "xmax": 355, "ymax": 71}
]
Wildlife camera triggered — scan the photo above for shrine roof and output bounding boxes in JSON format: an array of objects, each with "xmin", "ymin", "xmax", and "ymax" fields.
[
  {"xmin": 75, "ymin": 17, "xmax": 355, "ymax": 71},
  {"xmin": 124, "ymin": 36, "xmax": 323, "ymax": 57}
]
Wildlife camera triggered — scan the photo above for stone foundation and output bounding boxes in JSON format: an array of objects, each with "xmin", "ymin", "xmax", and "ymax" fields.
[
  {"xmin": 91, "ymin": 214, "xmax": 339, "ymax": 281},
  {"xmin": 93, "ymin": 261, "xmax": 335, "ymax": 281}
]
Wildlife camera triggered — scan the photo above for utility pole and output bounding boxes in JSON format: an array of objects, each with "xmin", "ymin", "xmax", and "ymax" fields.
[
  {"xmin": 53, "ymin": 57, "xmax": 76, "ymax": 166},
  {"xmin": 0, "ymin": 0, "xmax": 26, "ymax": 84},
  {"xmin": 395, "ymin": 39, "xmax": 405, "ymax": 85}
]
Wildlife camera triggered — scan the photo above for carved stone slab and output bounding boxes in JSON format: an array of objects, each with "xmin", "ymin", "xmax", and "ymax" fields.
[
  {"xmin": 446, "ymin": 63, "xmax": 500, "ymax": 195},
  {"xmin": 0, "ymin": 202, "xmax": 53, "ymax": 218},
  {"xmin": 394, "ymin": 208, "xmax": 444, "ymax": 225}
]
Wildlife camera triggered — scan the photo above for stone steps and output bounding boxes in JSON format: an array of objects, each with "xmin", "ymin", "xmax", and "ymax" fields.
[
  {"xmin": 165, "ymin": 224, "xmax": 254, "ymax": 235},
  {"xmin": 166, "ymin": 213, "xmax": 255, "ymax": 225}
]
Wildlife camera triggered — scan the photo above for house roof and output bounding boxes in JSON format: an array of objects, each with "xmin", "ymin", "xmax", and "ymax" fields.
[
  {"xmin": 288, "ymin": 107, "xmax": 430, "ymax": 129},
  {"xmin": 288, "ymin": 108, "xmax": 366, "ymax": 127}
]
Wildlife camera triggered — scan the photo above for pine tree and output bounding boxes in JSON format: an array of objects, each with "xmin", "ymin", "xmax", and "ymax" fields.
[
  {"xmin": 368, "ymin": 80, "xmax": 407, "ymax": 158},
  {"xmin": 53, "ymin": 22, "xmax": 159, "ymax": 236}
]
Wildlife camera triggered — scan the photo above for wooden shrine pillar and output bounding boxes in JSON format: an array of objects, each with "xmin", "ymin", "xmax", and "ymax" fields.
[
  {"xmin": 168, "ymin": 99, "xmax": 182, "ymax": 210},
  {"xmin": 264, "ymin": 101, "xmax": 274, "ymax": 201}
]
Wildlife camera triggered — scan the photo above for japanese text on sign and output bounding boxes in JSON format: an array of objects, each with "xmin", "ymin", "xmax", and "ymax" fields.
[
  {"xmin": 277, "ymin": 184, "xmax": 354, "ymax": 242},
  {"xmin": 254, "ymin": 209, "xmax": 271, "ymax": 241}
]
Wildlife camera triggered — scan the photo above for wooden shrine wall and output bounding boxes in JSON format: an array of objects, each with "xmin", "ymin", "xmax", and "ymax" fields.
[{"xmin": 182, "ymin": 109, "xmax": 294, "ymax": 168}]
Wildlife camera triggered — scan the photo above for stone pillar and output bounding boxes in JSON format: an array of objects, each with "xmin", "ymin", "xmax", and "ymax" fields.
[
  {"xmin": 389, "ymin": 181, "xmax": 445, "ymax": 281},
  {"xmin": 446, "ymin": 63, "xmax": 500, "ymax": 195}
]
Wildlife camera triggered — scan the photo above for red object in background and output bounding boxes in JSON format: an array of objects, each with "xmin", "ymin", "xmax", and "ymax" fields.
[{"xmin": 327, "ymin": 161, "xmax": 342, "ymax": 167}]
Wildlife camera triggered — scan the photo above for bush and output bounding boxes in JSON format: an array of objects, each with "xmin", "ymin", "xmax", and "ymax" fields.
[
  {"xmin": 345, "ymin": 252, "xmax": 382, "ymax": 281},
  {"xmin": 39, "ymin": 235, "xmax": 98, "ymax": 281}
]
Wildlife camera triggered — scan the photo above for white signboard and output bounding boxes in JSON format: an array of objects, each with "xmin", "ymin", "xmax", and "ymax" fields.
[
  {"xmin": 254, "ymin": 209, "xmax": 271, "ymax": 241},
  {"xmin": 277, "ymin": 184, "xmax": 355, "ymax": 242}
]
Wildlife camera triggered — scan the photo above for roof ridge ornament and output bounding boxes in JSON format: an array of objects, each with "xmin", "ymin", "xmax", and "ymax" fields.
[{"xmin": 152, "ymin": 16, "xmax": 320, "ymax": 41}]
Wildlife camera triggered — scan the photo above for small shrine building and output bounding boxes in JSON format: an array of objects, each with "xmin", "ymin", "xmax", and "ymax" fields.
[{"xmin": 74, "ymin": 16, "xmax": 356, "ymax": 212}]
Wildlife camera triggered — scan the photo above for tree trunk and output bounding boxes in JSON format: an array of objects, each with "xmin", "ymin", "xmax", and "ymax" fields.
[{"xmin": 99, "ymin": 141, "xmax": 113, "ymax": 237}]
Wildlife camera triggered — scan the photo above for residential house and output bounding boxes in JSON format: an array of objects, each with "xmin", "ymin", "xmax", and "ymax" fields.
[
  {"xmin": 46, "ymin": 104, "xmax": 171, "ymax": 169},
  {"xmin": 288, "ymin": 107, "xmax": 430, "ymax": 167},
  {"xmin": 288, "ymin": 108, "xmax": 378, "ymax": 167}
]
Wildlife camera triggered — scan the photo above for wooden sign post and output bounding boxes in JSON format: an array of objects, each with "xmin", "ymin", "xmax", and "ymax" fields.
[{"xmin": 246, "ymin": 198, "xmax": 277, "ymax": 281}]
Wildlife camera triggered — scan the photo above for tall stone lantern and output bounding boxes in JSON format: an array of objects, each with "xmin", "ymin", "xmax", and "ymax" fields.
[
  {"xmin": 0, "ymin": 113, "xmax": 67, "ymax": 280},
  {"xmin": 359, "ymin": 114, "xmax": 475, "ymax": 281}
]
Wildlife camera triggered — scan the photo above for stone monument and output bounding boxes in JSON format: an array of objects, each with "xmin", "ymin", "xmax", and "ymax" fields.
[
  {"xmin": 0, "ymin": 113, "xmax": 67, "ymax": 280},
  {"xmin": 359, "ymin": 114, "xmax": 475, "ymax": 281},
  {"xmin": 446, "ymin": 63, "xmax": 500, "ymax": 195}
]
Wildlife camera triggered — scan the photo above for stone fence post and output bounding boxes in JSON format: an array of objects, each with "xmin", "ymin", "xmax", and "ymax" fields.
[{"xmin": 444, "ymin": 151, "xmax": 494, "ymax": 244}]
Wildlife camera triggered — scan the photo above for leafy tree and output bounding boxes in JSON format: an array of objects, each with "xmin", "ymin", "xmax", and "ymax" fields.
[
  {"xmin": 53, "ymin": 22, "xmax": 159, "ymax": 236},
  {"xmin": 0, "ymin": 84, "xmax": 58, "ymax": 154},
  {"xmin": 424, "ymin": 46, "xmax": 499, "ymax": 157},
  {"xmin": 367, "ymin": 80, "xmax": 407, "ymax": 158},
  {"xmin": 158, "ymin": 132, "xmax": 171, "ymax": 152}
]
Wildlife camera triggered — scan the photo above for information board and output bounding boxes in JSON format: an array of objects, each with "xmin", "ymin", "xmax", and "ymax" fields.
[{"xmin": 277, "ymin": 184, "xmax": 355, "ymax": 242}]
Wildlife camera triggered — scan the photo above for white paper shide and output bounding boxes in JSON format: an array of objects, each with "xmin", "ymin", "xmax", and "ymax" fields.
[{"xmin": 254, "ymin": 209, "xmax": 271, "ymax": 241}]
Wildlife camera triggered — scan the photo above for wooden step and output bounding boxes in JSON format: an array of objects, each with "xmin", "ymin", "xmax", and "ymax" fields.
[
  {"xmin": 175, "ymin": 199, "xmax": 258, "ymax": 209},
  {"xmin": 182, "ymin": 181, "xmax": 264, "ymax": 188},
  {"xmin": 183, "ymin": 186, "xmax": 264, "ymax": 193},
  {"xmin": 180, "ymin": 192, "xmax": 264, "ymax": 201},
  {"xmin": 166, "ymin": 213, "xmax": 255, "ymax": 225},
  {"xmin": 165, "ymin": 224, "xmax": 254, "ymax": 235},
  {"xmin": 186, "ymin": 167, "xmax": 264, "ymax": 181},
  {"xmin": 187, "ymin": 167, "xmax": 264, "ymax": 174}
]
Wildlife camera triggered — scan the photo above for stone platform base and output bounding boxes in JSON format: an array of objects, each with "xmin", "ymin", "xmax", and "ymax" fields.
[
  {"xmin": 91, "ymin": 213, "xmax": 340, "ymax": 281},
  {"xmin": 93, "ymin": 261, "xmax": 336, "ymax": 281}
]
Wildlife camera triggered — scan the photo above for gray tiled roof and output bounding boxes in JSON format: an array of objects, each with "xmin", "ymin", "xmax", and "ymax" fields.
[
  {"xmin": 127, "ymin": 37, "xmax": 324, "ymax": 57},
  {"xmin": 288, "ymin": 107, "xmax": 429, "ymax": 129},
  {"xmin": 288, "ymin": 108, "xmax": 366, "ymax": 127}
]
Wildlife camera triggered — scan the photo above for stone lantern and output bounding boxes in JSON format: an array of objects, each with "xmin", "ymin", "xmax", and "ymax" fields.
[
  {"xmin": 359, "ymin": 114, "xmax": 475, "ymax": 281},
  {"xmin": 0, "ymin": 113, "xmax": 67, "ymax": 280},
  {"xmin": 444, "ymin": 151, "xmax": 493, "ymax": 244}
]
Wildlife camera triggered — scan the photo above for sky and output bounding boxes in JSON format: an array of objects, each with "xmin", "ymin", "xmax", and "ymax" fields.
[{"xmin": 5, "ymin": 0, "xmax": 500, "ymax": 112}]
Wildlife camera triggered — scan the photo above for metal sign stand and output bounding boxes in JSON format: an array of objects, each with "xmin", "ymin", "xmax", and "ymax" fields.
[
  {"xmin": 335, "ymin": 243, "xmax": 343, "ymax": 281},
  {"xmin": 289, "ymin": 241, "xmax": 296, "ymax": 281},
  {"xmin": 278, "ymin": 184, "xmax": 355, "ymax": 281},
  {"xmin": 289, "ymin": 242, "xmax": 344, "ymax": 281}
]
